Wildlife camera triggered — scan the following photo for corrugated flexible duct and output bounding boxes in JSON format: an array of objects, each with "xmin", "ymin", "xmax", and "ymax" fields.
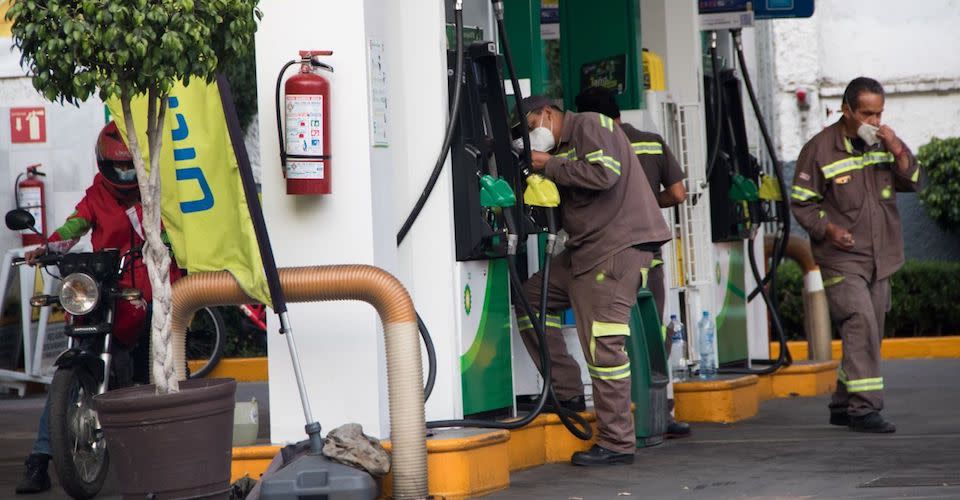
[
  {"xmin": 168, "ymin": 266, "xmax": 427, "ymax": 499},
  {"xmin": 765, "ymin": 235, "xmax": 832, "ymax": 361}
]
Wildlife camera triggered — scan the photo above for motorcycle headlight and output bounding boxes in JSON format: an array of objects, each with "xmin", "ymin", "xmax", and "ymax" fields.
[{"xmin": 59, "ymin": 273, "xmax": 100, "ymax": 316}]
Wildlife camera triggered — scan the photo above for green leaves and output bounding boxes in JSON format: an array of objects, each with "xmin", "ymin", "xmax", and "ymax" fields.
[
  {"xmin": 8, "ymin": 0, "xmax": 261, "ymax": 105},
  {"xmin": 917, "ymin": 137, "xmax": 960, "ymax": 232}
]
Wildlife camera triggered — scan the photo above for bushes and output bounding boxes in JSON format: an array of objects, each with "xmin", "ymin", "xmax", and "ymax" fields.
[
  {"xmin": 917, "ymin": 137, "xmax": 960, "ymax": 231},
  {"xmin": 774, "ymin": 259, "xmax": 960, "ymax": 339}
]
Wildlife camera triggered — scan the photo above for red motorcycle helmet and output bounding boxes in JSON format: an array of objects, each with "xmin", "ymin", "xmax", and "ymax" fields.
[{"xmin": 96, "ymin": 121, "xmax": 138, "ymax": 190}]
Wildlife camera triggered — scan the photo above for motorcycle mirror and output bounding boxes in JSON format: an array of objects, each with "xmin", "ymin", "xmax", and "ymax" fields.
[{"xmin": 5, "ymin": 209, "xmax": 37, "ymax": 232}]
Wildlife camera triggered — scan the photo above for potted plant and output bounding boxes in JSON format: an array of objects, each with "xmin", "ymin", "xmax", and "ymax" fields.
[{"xmin": 7, "ymin": 1, "xmax": 261, "ymax": 497}]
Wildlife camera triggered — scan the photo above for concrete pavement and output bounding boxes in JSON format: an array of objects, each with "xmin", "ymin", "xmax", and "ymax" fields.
[{"xmin": 1, "ymin": 361, "xmax": 958, "ymax": 499}]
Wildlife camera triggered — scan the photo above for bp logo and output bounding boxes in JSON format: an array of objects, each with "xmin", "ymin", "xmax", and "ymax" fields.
[{"xmin": 464, "ymin": 285, "xmax": 473, "ymax": 315}]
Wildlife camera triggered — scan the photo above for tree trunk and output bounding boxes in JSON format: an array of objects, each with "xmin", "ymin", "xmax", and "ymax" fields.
[{"xmin": 121, "ymin": 90, "xmax": 177, "ymax": 394}]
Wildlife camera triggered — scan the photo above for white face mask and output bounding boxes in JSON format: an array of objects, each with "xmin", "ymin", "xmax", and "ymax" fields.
[
  {"xmin": 857, "ymin": 122, "xmax": 880, "ymax": 147},
  {"xmin": 528, "ymin": 114, "xmax": 556, "ymax": 152},
  {"xmin": 115, "ymin": 167, "xmax": 137, "ymax": 182}
]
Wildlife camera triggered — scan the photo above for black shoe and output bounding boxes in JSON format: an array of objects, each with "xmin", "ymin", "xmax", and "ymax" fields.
[
  {"xmin": 571, "ymin": 445, "xmax": 634, "ymax": 466},
  {"xmin": 15, "ymin": 453, "xmax": 51, "ymax": 494},
  {"xmin": 665, "ymin": 421, "xmax": 692, "ymax": 438},
  {"xmin": 849, "ymin": 412, "xmax": 896, "ymax": 433},
  {"xmin": 829, "ymin": 411, "xmax": 851, "ymax": 426}
]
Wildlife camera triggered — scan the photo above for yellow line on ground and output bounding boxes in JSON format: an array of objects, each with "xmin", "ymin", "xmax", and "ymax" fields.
[{"xmin": 188, "ymin": 357, "xmax": 268, "ymax": 382}]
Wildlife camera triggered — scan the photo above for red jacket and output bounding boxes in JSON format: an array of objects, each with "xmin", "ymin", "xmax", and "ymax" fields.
[{"xmin": 49, "ymin": 174, "xmax": 180, "ymax": 344}]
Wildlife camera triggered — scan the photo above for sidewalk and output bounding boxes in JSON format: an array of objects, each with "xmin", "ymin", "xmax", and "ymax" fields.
[
  {"xmin": 491, "ymin": 359, "xmax": 960, "ymax": 499},
  {"xmin": 1, "ymin": 360, "xmax": 958, "ymax": 499}
]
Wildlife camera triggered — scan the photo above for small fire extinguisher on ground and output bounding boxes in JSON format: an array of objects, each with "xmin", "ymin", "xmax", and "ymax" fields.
[
  {"xmin": 276, "ymin": 50, "xmax": 334, "ymax": 195},
  {"xmin": 16, "ymin": 164, "xmax": 46, "ymax": 246}
]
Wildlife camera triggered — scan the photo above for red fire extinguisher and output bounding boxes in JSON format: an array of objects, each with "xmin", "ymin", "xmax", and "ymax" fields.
[
  {"xmin": 276, "ymin": 50, "xmax": 334, "ymax": 195},
  {"xmin": 16, "ymin": 164, "xmax": 46, "ymax": 246}
]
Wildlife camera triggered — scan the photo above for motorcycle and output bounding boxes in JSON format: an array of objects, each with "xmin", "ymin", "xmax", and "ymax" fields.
[{"xmin": 5, "ymin": 208, "xmax": 225, "ymax": 498}]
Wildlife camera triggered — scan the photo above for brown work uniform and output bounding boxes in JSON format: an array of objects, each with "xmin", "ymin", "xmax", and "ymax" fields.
[
  {"xmin": 620, "ymin": 123, "xmax": 685, "ymax": 322},
  {"xmin": 790, "ymin": 120, "xmax": 920, "ymax": 417},
  {"xmin": 518, "ymin": 111, "xmax": 671, "ymax": 453}
]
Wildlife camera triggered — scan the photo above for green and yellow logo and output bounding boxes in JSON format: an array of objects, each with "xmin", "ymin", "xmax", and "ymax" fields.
[{"xmin": 464, "ymin": 285, "xmax": 473, "ymax": 315}]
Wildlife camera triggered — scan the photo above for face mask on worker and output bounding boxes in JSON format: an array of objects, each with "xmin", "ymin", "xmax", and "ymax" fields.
[
  {"xmin": 857, "ymin": 122, "xmax": 880, "ymax": 147},
  {"xmin": 528, "ymin": 113, "xmax": 556, "ymax": 152},
  {"xmin": 115, "ymin": 167, "xmax": 137, "ymax": 182}
]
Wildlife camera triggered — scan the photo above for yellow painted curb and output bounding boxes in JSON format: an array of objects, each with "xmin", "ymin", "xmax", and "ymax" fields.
[
  {"xmin": 771, "ymin": 360, "xmax": 839, "ymax": 398},
  {"xmin": 542, "ymin": 411, "xmax": 598, "ymax": 463},
  {"xmin": 505, "ymin": 414, "xmax": 549, "ymax": 471},
  {"xmin": 189, "ymin": 357, "xmax": 268, "ymax": 382},
  {"xmin": 770, "ymin": 336, "xmax": 960, "ymax": 361},
  {"xmin": 674, "ymin": 375, "xmax": 759, "ymax": 423},
  {"xmin": 756, "ymin": 373, "xmax": 775, "ymax": 401},
  {"xmin": 381, "ymin": 429, "xmax": 511, "ymax": 500},
  {"xmin": 231, "ymin": 445, "xmax": 280, "ymax": 483}
]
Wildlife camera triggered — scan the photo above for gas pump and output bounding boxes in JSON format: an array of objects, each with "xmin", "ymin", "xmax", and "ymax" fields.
[
  {"xmin": 393, "ymin": 0, "xmax": 590, "ymax": 440},
  {"xmin": 698, "ymin": 4, "xmax": 794, "ymax": 374}
]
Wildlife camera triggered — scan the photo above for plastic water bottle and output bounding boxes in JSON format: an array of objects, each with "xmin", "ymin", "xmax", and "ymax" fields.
[
  {"xmin": 698, "ymin": 311, "xmax": 717, "ymax": 378},
  {"xmin": 666, "ymin": 315, "xmax": 687, "ymax": 381}
]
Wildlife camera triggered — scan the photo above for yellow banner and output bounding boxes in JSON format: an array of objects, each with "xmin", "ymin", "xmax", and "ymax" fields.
[
  {"xmin": 109, "ymin": 81, "xmax": 271, "ymax": 307},
  {"xmin": 1, "ymin": 1, "xmax": 12, "ymax": 38}
]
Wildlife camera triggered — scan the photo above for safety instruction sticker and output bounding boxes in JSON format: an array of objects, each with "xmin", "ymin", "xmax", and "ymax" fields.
[
  {"xmin": 18, "ymin": 186, "xmax": 44, "ymax": 235},
  {"xmin": 286, "ymin": 160, "xmax": 324, "ymax": 180},
  {"xmin": 285, "ymin": 95, "xmax": 324, "ymax": 155}
]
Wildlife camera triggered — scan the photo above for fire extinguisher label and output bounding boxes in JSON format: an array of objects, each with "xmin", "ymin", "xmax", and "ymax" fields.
[
  {"xmin": 287, "ymin": 160, "xmax": 325, "ymax": 180},
  {"xmin": 285, "ymin": 95, "xmax": 324, "ymax": 156},
  {"xmin": 19, "ymin": 186, "xmax": 43, "ymax": 234}
]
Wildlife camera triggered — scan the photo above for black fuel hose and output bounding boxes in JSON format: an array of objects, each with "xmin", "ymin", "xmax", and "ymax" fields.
[
  {"xmin": 731, "ymin": 29, "xmax": 790, "ymax": 305},
  {"xmin": 497, "ymin": 6, "xmax": 532, "ymax": 169},
  {"xmin": 495, "ymin": 3, "xmax": 590, "ymax": 439},
  {"xmin": 718, "ymin": 231, "xmax": 791, "ymax": 375},
  {"xmin": 717, "ymin": 30, "xmax": 793, "ymax": 374},
  {"xmin": 418, "ymin": 313, "xmax": 436, "ymax": 400},
  {"xmin": 703, "ymin": 31, "xmax": 724, "ymax": 185},
  {"xmin": 395, "ymin": 8, "xmax": 465, "ymax": 246},
  {"xmin": 428, "ymin": 250, "xmax": 592, "ymax": 440}
]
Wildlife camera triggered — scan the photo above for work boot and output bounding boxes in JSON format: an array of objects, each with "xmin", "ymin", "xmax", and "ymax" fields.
[
  {"xmin": 829, "ymin": 411, "xmax": 850, "ymax": 426},
  {"xmin": 665, "ymin": 421, "xmax": 692, "ymax": 438},
  {"xmin": 571, "ymin": 445, "xmax": 634, "ymax": 466},
  {"xmin": 849, "ymin": 412, "xmax": 896, "ymax": 433},
  {"xmin": 15, "ymin": 453, "xmax": 51, "ymax": 494}
]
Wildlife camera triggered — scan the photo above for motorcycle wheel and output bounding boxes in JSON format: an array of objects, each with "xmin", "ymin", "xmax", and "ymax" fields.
[
  {"xmin": 186, "ymin": 306, "xmax": 226, "ymax": 379},
  {"xmin": 49, "ymin": 366, "xmax": 109, "ymax": 500}
]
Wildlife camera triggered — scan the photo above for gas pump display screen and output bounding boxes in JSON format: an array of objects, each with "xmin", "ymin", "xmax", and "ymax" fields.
[
  {"xmin": 699, "ymin": 0, "xmax": 814, "ymax": 18},
  {"xmin": 579, "ymin": 54, "xmax": 627, "ymax": 96}
]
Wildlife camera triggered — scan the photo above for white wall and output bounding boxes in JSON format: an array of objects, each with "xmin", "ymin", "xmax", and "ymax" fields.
[
  {"xmin": 257, "ymin": 0, "xmax": 466, "ymax": 443},
  {"xmin": 0, "ymin": 76, "xmax": 102, "ymax": 255},
  {"xmin": 257, "ymin": 1, "xmax": 386, "ymax": 443}
]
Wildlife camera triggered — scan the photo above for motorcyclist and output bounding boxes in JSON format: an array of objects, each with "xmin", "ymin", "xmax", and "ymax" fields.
[{"xmin": 16, "ymin": 121, "xmax": 174, "ymax": 494}]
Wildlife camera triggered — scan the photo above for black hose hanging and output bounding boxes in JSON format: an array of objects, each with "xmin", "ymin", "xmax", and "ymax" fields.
[
  {"xmin": 731, "ymin": 29, "xmax": 791, "ymax": 305},
  {"xmin": 395, "ymin": 9, "xmax": 466, "ymax": 246},
  {"xmin": 717, "ymin": 29, "xmax": 793, "ymax": 374},
  {"xmin": 703, "ymin": 31, "xmax": 725, "ymax": 185}
]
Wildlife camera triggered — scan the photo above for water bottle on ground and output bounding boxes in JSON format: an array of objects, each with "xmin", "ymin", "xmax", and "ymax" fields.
[
  {"xmin": 698, "ymin": 311, "xmax": 717, "ymax": 378},
  {"xmin": 667, "ymin": 315, "xmax": 687, "ymax": 382}
]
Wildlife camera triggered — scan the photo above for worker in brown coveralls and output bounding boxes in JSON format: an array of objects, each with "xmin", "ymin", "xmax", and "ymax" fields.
[
  {"xmin": 513, "ymin": 95, "xmax": 672, "ymax": 465},
  {"xmin": 574, "ymin": 86, "xmax": 691, "ymax": 439},
  {"xmin": 790, "ymin": 77, "xmax": 920, "ymax": 433}
]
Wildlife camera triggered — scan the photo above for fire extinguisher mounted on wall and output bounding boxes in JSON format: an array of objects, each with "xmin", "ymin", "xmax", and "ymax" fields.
[
  {"xmin": 275, "ymin": 50, "xmax": 335, "ymax": 195},
  {"xmin": 15, "ymin": 164, "xmax": 46, "ymax": 246}
]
